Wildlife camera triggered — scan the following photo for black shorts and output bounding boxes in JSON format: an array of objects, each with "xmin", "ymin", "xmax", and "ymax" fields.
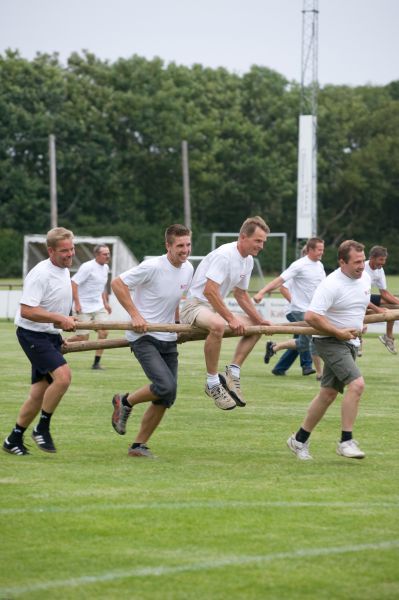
[
  {"xmin": 370, "ymin": 294, "xmax": 381, "ymax": 306},
  {"xmin": 130, "ymin": 335, "xmax": 178, "ymax": 408},
  {"xmin": 16, "ymin": 327, "xmax": 67, "ymax": 384}
]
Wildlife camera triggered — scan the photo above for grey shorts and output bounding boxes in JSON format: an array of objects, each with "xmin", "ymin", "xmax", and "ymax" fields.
[
  {"xmin": 130, "ymin": 335, "xmax": 178, "ymax": 408},
  {"xmin": 313, "ymin": 337, "xmax": 361, "ymax": 394}
]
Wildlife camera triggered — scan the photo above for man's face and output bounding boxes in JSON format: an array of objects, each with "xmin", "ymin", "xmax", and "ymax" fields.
[
  {"xmin": 239, "ymin": 227, "xmax": 267, "ymax": 257},
  {"xmin": 369, "ymin": 255, "xmax": 386, "ymax": 270},
  {"xmin": 95, "ymin": 247, "xmax": 111, "ymax": 265},
  {"xmin": 307, "ymin": 242, "xmax": 324, "ymax": 262},
  {"xmin": 340, "ymin": 249, "xmax": 365, "ymax": 279},
  {"xmin": 166, "ymin": 235, "xmax": 192, "ymax": 267},
  {"xmin": 48, "ymin": 239, "xmax": 75, "ymax": 269}
]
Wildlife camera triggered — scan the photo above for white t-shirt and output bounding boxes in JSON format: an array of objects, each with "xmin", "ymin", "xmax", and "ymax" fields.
[
  {"xmin": 119, "ymin": 254, "xmax": 194, "ymax": 342},
  {"xmin": 187, "ymin": 242, "xmax": 253, "ymax": 302},
  {"xmin": 364, "ymin": 260, "xmax": 387, "ymax": 291},
  {"xmin": 280, "ymin": 255, "xmax": 326, "ymax": 312},
  {"xmin": 309, "ymin": 268, "xmax": 371, "ymax": 345},
  {"xmin": 15, "ymin": 258, "xmax": 72, "ymax": 335},
  {"xmin": 71, "ymin": 259, "xmax": 109, "ymax": 312}
]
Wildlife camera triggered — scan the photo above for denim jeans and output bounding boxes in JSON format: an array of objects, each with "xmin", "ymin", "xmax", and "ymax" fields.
[{"xmin": 272, "ymin": 312, "xmax": 312, "ymax": 374}]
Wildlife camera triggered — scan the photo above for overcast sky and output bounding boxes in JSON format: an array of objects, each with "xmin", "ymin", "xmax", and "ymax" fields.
[{"xmin": 1, "ymin": 0, "xmax": 398, "ymax": 87}]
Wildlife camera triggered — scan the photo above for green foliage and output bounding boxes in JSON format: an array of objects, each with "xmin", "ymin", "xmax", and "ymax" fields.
[
  {"xmin": 0, "ymin": 229, "xmax": 23, "ymax": 276},
  {"xmin": 1, "ymin": 50, "xmax": 399, "ymax": 274}
]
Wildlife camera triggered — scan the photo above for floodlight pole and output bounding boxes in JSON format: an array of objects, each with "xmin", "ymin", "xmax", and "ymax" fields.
[
  {"xmin": 49, "ymin": 134, "xmax": 58, "ymax": 228},
  {"xmin": 182, "ymin": 140, "xmax": 191, "ymax": 229}
]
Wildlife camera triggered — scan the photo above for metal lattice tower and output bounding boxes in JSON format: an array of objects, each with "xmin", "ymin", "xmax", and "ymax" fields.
[
  {"xmin": 300, "ymin": 0, "xmax": 319, "ymax": 117},
  {"xmin": 296, "ymin": 0, "xmax": 319, "ymax": 242}
]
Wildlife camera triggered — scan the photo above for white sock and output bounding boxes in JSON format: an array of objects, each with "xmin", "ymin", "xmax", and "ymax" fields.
[
  {"xmin": 207, "ymin": 373, "xmax": 220, "ymax": 388},
  {"xmin": 229, "ymin": 364, "xmax": 241, "ymax": 378}
]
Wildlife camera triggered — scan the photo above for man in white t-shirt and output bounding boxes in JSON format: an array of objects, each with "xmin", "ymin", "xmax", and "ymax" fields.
[
  {"xmin": 110, "ymin": 224, "xmax": 194, "ymax": 458},
  {"xmin": 287, "ymin": 240, "xmax": 373, "ymax": 461},
  {"xmin": 364, "ymin": 245, "xmax": 399, "ymax": 354},
  {"xmin": 67, "ymin": 244, "xmax": 112, "ymax": 370},
  {"xmin": 3, "ymin": 227, "xmax": 76, "ymax": 456},
  {"xmin": 254, "ymin": 238, "xmax": 325, "ymax": 376},
  {"xmin": 179, "ymin": 216, "xmax": 271, "ymax": 411}
]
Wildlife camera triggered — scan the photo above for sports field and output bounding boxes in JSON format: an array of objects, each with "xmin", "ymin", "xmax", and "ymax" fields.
[{"xmin": 1, "ymin": 321, "xmax": 398, "ymax": 599}]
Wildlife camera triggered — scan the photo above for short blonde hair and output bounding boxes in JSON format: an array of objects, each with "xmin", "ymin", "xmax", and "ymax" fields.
[
  {"xmin": 239, "ymin": 216, "xmax": 270, "ymax": 237},
  {"xmin": 46, "ymin": 227, "xmax": 74, "ymax": 249}
]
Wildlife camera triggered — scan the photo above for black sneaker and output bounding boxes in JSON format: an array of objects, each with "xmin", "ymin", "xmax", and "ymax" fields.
[
  {"xmin": 92, "ymin": 363, "xmax": 105, "ymax": 370},
  {"xmin": 302, "ymin": 367, "xmax": 316, "ymax": 376},
  {"xmin": 264, "ymin": 341, "xmax": 276, "ymax": 364},
  {"xmin": 3, "ymin": 437, "xmax": 30, "ymax": 456},
  {"xmin": 31, "ymin": 429, "xmax": 56, "ymax": 453}
]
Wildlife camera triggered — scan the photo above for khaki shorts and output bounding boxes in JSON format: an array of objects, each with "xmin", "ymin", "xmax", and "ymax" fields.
[
  {"xmin": 73, "ymin": 308, "xmax": 109, "ymax": 335},
  {"xmin": 313, "ymin": 337, "xmax": 361, "ymax": 394},
  {"xmin": 180, "ymin": 298, "xmax": 215, "ymax": 326}
]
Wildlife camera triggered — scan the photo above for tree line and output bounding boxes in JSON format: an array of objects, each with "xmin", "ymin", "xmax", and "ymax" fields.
[{"xmin": 1, "ymin": 50, "xmax": 398, "ymax": 276}]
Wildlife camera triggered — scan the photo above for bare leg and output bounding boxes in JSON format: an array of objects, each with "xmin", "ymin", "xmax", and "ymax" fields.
[
  {"xmin": 341, "ymin": 377, "xmax": 365, "ymax": 431},
  {"xmin": 41, "ymin": 364, "xmax": 72, "ymax": 413},
  {"xmin": 127, "ymin": 384, "xmax": 158, "ymax": 406},
  {"xmin": 232, "ymin": 333, "xmax": 261, "ymax": 366},
  {"xmin": 386, "ymin": 322, "xmax": 394, "ymax": 339},
  {"xmin": 134, "ymin": 404, "xmax": 167, "ymax": 444},
  {"xmin": 272, "ymin": 339, "xmax": 297, "ymax": 353},
  {"xmin": 16, "ymin": 380, "xmax": 50, "ymax": 428},
  {"xmin": 312, "ymin": 354, "xmax": 323, "ymax": 378},
  {"xmin": 195, "ymin": 312, "xmax": 225, "ymax": 375},
  {"xmin": 66, "ymin": 333, "xmax": 89, "ymax": 343},
  {"xmin": 302, "ymin": 387, "xmax": 338, "ymax": 432},
  {"xmin": 95, "ymin": 329, "xmax": 108, "ymax": 358}
]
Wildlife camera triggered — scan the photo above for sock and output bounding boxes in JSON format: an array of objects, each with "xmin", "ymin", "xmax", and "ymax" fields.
[
  {"xmin": 229, "ymin": 364, "xmax": 241, "ymax": 378},
  {"xmin": 295, "ymin": 427, "xmax": 311, "ymax": 444},
  {"xmin": 94, "ymin": 355, "xmax": 101, "ymax": 365},
  {"xmin": 122, "ymin": 394, "xmax": 132, "ymax": 407},
  {"xmin": 207, "ymin": 373, "xmax": 220, "ymax": 388},
  {"xmin": 341, "ymin": 431, "xmax": 353, "ymax": 443},
  {"xmin": 36, "ymin": 410, "xmax": 52, "ymax": 433},
  {"xmin": 8, "ymin": 424, "xmax": 27, "ymax": 443}
]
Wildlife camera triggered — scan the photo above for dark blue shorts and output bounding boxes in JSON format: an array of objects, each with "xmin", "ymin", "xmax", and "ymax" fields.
[
  {"xmin": 370, "ymin": 294, "xmax": 381, "ymax": 306},
  {"xmin": 130, "ymin": 335, "xmax": 178, "ymax": 408},
  {"xmin": 16, "ymin": 327, "xmax": 67, "ymax": 384}
]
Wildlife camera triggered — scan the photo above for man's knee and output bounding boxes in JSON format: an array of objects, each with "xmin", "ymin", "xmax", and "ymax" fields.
[
  {"xmin": 151, "ymin": 377, "xmax": 177, "ymax": 404},
  {"xmin": 51, "ymin": 365, "xmax": 72, "ymax": 389},
  {"xmin": 348, "ymin": 377, "xmax": 365, "ymax": 396}
]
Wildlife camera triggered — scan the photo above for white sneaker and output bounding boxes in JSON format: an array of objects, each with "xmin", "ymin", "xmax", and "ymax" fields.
[
  {"xmin": 378, "ymin": 334, "xmax": 397, "ymax": 354},
  {"xmin": 205, "ymin": 383, "xmax": 236, "ymax": 410},
  {"xmin": 287, "ymin": 434, "xmax": 313, "ymax": 460},
  {"xmin": 336, "ymin": 439, "xmax": 365, "ymax": 459},
  {"xmin": 221, "ymin": 366, "xmax": 246, "ymax": 407}
]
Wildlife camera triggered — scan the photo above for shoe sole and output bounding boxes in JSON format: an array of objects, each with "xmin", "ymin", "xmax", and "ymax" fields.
[
  {"xmin": 264, "ymin": 343, "xmax": 276, "ymax": 364},
  {"xmin": 31, "ymin": 433, "xmax": 56, "ymax": 453},
  {"xmin": 2, "ymin": 445, "xmax": 30, "ymax": 456},
  {"xmin": 205, "ymin": 387, "xmax": 236, "ymax": 411},
  {"xmin": 378, "ymin": 337, "xmax": 397, "ymax": 354},
  {"xmin": 112, "ymin": 395, "xmax": 126, "ymax": 435},
  {"xmin": 218, "ymin": 373, "xmax": 246, "ymax": 407},
  {"xmin": 336, "ymin": 450, "xmax": 365, "ymax": 459}
]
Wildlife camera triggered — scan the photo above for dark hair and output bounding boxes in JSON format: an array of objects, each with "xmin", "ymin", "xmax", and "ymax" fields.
[
  {"xmin": 239, "ymin": 216, "xmax": 270, "ymax": 237},
  {"xmin": 94, "ymin": 244, "xmax": 110, "ymax": 255},
  {"xmin": 369, "ymin": 245, "xmax": 388, "ymax": 259},
  {"xmin": 338, "ymin": 240, "xmax": 365, "ymax": 263},
  {"xmin": 165, "ymin": 224, "xmax": 191, "ymax": 245},
  {"xmin": 306, "ymin": 237, "xmax": 324, "ymax": 251}
]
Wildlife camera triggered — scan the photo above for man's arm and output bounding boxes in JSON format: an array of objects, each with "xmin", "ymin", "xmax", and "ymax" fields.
[
  {"xmin": 379, "ymin": 289, "xmax": 399, "ymax": 305},
  {"xmin": 305, "ymin": 310, "xmax": 359, "ymax": 341},
  {"xmin": 20, "ymin": 304, "xmax": 76, "ymax": 331},
  {"xmin": 253, "ymin": 275, "xmax": 285, "ymax": 303},
  {"xmin": 203, "ymin": 279, "xmax": 246, "ymax": 335},
  {"xmin": 233, "ymin": 287, "xmax": 271, "ymax": 325},
  {"xmin": 71, "ymin": 281, "xmax": 81, "ymax": 314},
  {"xmin": 102, "ymin": 289, "xmax": 112, "ymax": 314},
  {"xmin": 111, "ymin": 276, "xmax": 147, "ymax": 332}
]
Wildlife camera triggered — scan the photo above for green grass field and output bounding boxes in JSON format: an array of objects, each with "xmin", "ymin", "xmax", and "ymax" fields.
[{"xmin": 1, "ymin": 322, "xmax": 398, "ymax": 599}]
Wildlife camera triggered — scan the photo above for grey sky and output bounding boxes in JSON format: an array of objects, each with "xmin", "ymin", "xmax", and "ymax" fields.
[{"xmin": 1, "ymin": 0, "xmax": 398, "ymax": 86}]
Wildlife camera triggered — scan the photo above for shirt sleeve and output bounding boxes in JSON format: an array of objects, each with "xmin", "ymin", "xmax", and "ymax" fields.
[
  {"xmin": 119, "ymin": 261, "xmax": 155, "ymax": 289},
  {"xmin": 20, "ymin": 269, "xmax": 47, "ymax": 307},
  {"xmin": 71, "ymin": 262, "xmax": 90, "ymax": 286},
  {"xmin": 204, "ymin": 253, "xmax": 230, "ymax": 285},
  {"xmin": 308, "ymin": 282, "xmax": 335, "ymax": 316}
]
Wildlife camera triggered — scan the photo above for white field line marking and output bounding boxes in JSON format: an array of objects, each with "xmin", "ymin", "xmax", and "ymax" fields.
[
  {"xmin": 0, "ymin": 499, "xmax": 398, "ymax": 516},
  {"xmin": 1, "ymin": 540, "xmax": 399, "ymax": 597}
]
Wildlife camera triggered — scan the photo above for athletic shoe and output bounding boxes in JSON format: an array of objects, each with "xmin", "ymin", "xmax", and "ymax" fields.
[
  {"xmin": 128, "ymin": 444, "xmax": 154, "ymax": 458},
  {"xmin": 302, "ymin": 367, "xmax": 316, "ymax": 376},
  {"xmin": 286, "ymin": 434, "xmax": 313, "ymax": 460},
  {"xmin": 2, "ymin": 437, "xmax": 30, "ymax": 456},
  {"xmin": 272, "ymin": 370, "xmax": 286, "ymax": 376},
  {"xmin": 205, "ymin": 383, "xmax": 236, "ymax": 410},
  {"xmin": 378, "ymin": 334, "xmax": 397, "ymax": 354},
  {"xmin": 112, "ymin": 393, "xmax": 132, "ymax": 435},
  {"xmin": 264, "ymin": 341, "xmax": 276, "ymax": 364},
  {"xmin": 92, "ymin": 363, "xmax": 105, "ymax": 370},
  {"xmin": 316, "ymin": 375, "xmax": 323, "ymax": 382},
  {"xmin": 31, "ymin": 429, "xmax": 56, "ymax": 453},
  {"xmin": 336, "ymin": 439, "xmax": 365, "ymax": 459},
  {"xmin": 220, "ymin": 366, "xmax": 246, "ymax": 407}
]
